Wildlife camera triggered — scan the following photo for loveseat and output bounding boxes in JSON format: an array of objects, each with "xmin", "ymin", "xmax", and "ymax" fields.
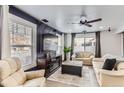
[
  {"xmin": 93, "ymin": 55, "xmax": 124, "ymax": 87},
  {"xmin": 0, "ymin": 57, "xmax": 46, "ymax": 87},
  {"xmin": 72, "ymin": 52, "xmax": 94, "ymax": 65}
]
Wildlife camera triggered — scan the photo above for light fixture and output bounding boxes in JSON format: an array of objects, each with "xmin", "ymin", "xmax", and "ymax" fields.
[
  {"xmin": 108, "ymin": 27, "xmax": 111, "ymax": 32},
  {"xmin": 99, "ymin": 26, "xmax": 104, "ymax": 29},
  {"xmin": 41, "ymin": 19, "xmax": 48, "ymax": 23}
]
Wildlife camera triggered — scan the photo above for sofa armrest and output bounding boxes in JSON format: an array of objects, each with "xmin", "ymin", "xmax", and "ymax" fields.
[
  {"xmin": 25, "ymin": 70, "xmax": 45, "ymax": 80},
  {"xmin": 99, "ymin": 69, "xmax": 124, "ymax": 86},
  {"xmin": 93, "ymin": 58, "xmax": 105, "ymax": 62},
  {"xmin": 100, "ymin": 69, "xmax": 124, "ymax": 76},
  {"xmin": 90, "ymin": 55, "xmax": 94, "ymax": 59}
]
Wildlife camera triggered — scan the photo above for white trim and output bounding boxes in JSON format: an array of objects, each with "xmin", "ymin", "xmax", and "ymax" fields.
[{"xmin": 1, "ymin": 5, "xmax": 11, "ymax": 58}]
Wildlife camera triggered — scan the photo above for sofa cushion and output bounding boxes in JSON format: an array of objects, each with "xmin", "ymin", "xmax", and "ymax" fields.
[
  {"xmin": 11, "ymin": 69, "xmax": 26, "ymax": 85},
  {"xmin": 93, "ymin": 62, "xmax": 104, "ymax": 69},
  {"xmin": 23, "ymin": 77, "xmax": 45, "ymax": 87},
  {"xmin": 114, "ymin": 61, "xmax": 124, "ymax": 70},
  {"xmin": 102, "ymin": 59, "xmax": 116, "ymax": 70},
  {"xmin": 82, "ymin": 58, "xmax": 91, "ymax": 60},
  {"xmin": 75, "ymin": 52, "xmax": 83, "ymax": 58},
  {"xmin": 75, "ymin": 58, "xmax": 84, "ymax": 61},
  {"xmin": 0, "ymin": 60, "xmax": 12, "ymax": 81},
  {"xmin": 103, "ymin": 54, "xmax": 117, "ymax": 59},
  {"xmin": 0, "ymin": 76, "xmax": 19, "ymax": 87},
  {"xmin": 26, "ymin": 70, "xmax": 45, "ymax": 80},
  {"xmin": 75, "ymin": 52, "xmax": 93, "ymax": 58},
  {"xmin": 83, "ymin": 52, "xmax": 92, "ymax": 58},
  {"xmin": 0, "ymin": 58, "xmax": 22, "ymax": 82},
  {"xmin": 12, "ymin": 57, "xmax": 22, "ymax": 70},
  {"xmin": 0, "ymin": 69, "xmax": 26, "ymax": 87},
  {"xmin": 3, "ymin": 58, "xmax": 18, "ymax": 74},
  {"xmin": 102, "ymin": 54, "xmax": 124, "ymax": 61},
  {"xmin": 82, "ymin": 58, "xmax": 92, "ymax": 63},
  {"xmin": 93, "ymin": 58, "xmax": 105, "ymax": 62}
]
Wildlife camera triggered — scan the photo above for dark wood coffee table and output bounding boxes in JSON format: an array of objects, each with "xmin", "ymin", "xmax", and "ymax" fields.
[{"xmin": 61, "ymin": 61, "xmax": 83, "ymax": 77}]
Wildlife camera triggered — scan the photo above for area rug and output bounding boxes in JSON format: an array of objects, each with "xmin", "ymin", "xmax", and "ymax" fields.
[{"xmin": 47, "ymin": 66, "xmax": 98, "ymax": 87}]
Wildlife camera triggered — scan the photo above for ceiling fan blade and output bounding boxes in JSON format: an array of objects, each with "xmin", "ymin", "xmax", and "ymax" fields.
[
  {"xmin": 87, "ymin": 18, "xmax": 102, "ymax": 23},
  {"xmin": 84, "ymin": 23, "xmax": 92, "ymax": 27}
]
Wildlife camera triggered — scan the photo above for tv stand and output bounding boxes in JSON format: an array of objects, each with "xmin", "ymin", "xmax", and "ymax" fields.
[{"xmin": 37, "ymin": 55, "xmax": 62, "ymax": 78}]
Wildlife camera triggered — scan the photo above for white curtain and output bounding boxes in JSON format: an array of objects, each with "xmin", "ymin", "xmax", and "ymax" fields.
[{"xmin": 1, "ymin": 5, "xmax": 10, "ymax": 58}]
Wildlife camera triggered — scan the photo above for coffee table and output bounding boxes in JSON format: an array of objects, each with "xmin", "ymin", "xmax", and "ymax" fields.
[{"xmin": 61, "ymin": 61, "xmax": 83, "ymax": 77}]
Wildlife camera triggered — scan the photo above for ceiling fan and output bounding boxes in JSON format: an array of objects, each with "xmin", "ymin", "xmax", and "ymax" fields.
[{"xmin": 68, "ymin": 18, "xmax": 102, "ymax": 27}]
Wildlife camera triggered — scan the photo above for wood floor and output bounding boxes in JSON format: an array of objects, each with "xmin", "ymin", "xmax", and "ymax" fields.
[
  {"xmin": 45, "ymin": 66, "xmax": 99, "ymax": 87},
  {"xmin": 45, "ymin": 80, "xmax": 77, "ymax": 87}
]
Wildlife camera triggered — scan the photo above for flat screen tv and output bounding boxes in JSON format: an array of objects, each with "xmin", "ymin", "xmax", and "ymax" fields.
[{"xmin": 43, "ymin": 34, "xmax": 58, "ymax": 52}]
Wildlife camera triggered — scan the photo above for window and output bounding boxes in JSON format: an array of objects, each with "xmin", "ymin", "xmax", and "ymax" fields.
[
  {"xmin": 8, "ymin": 19, "xmax": 33, "ymax": 67},
  {"xmin": 74, "ymin": 34, "xmax": 96, "ymax": 53}
]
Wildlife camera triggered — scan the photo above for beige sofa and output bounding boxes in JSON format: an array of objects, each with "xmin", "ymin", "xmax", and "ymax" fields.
[
  {"xmin": 93, "ymin": 57, "xmax": 124, "ymax": 87},
  {"xmin": 72, "ymin": 52, "xmax": 94, "ymax": 65},
  {"xmin": 0, "ymin": 57, "xmax": 46, "ymax": 87}
]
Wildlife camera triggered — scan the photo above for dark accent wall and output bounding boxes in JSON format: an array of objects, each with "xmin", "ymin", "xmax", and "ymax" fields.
[
  {"xmin": 37, "ymin": 24, "xmax": 62, "ymax": 54},
  {"xmin": 9, "ymin": 5, "xmax": 41, "ymax": 24},
  {"xmin": 37, "ymin": 23, "xmax": 46, "ymax": 53}
]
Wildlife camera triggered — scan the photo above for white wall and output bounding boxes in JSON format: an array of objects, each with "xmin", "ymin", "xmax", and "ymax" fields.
[
  {"xmin": 101, "ymin": 30, "xmax": 123, "ymax": 57},
  {"xmin": 66, "ymin": 33, "xmax": 72, "ymax": 47}
]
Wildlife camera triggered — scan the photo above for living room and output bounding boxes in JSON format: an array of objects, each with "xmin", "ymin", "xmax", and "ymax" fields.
[{"xmin": 1, "ymin": 4, "xmax": 124, "ymax": 88}]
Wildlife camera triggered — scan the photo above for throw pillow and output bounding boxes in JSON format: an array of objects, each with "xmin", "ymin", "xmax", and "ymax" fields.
[
  {"xmin": 75, "ymin": 53, "xmax": 80, "ymax": 58},
  {"xmin": 102, "ymin": 59, "xmax": 116, "ymax": 70},
  {"xmin": 75, "ymin": 52, "xmax": 83, "ymax": 58}
]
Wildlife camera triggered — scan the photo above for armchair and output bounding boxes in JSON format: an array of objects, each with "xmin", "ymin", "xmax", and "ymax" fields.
[{"xmin": 0, "ymin": 58, "xmax": 46, "ymax": 87}]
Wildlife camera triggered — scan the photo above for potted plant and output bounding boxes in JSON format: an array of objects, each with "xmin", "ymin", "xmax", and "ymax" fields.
[{"xmin": 64, "ymin": 46, "xmax": 72, "ymax": 61}]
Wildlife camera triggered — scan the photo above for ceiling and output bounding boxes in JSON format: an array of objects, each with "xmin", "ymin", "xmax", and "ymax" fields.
[{"xmin": 15, "ymin": 5, "xmax": 124, "ymax": 33}]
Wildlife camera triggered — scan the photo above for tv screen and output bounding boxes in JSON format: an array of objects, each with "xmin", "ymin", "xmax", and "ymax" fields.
[{"xmin": 43, "ymin": 34, "xmax": 58, "ymax": 52}]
